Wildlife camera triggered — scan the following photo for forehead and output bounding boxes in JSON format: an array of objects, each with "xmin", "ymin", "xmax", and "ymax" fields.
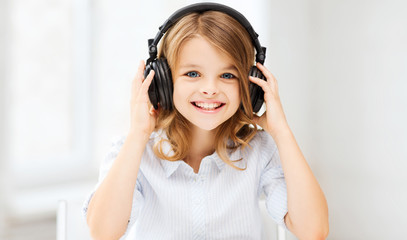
[{"xmin": 176, "ymin": 35, "xmax": 236, "ymax": 71}]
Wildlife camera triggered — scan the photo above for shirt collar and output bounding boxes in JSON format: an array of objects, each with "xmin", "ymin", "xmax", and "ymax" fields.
[
  {"xmin": 160, "ymin": 153, "xmax": 225, "ymax": 178},
  {"xmin": 210, "ymin": 151, "xmax": 226, "ymax": 171},
  {"xmin": 153, "ymin": 130, "xmax": 243, "ymax": 178},
  {"xmin": 161, "ymin": 159, "xmax": 184, "ymax": 178},
  {"xmin": 160, "ymin": 148, "xmax": 245, "ymax": 178}
]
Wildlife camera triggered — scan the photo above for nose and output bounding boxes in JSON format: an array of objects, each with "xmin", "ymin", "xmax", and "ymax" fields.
[{"xmin": 201, "ymin": 78, "xmax": 218, "ymax": 96}]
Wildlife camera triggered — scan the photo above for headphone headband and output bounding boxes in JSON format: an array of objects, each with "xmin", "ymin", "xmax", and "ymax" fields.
[{"xmin": 147, "ymin": 2, "xmax": 266, "ymax": 65}]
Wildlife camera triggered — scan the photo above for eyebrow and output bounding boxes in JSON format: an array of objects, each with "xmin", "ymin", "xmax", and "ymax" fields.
[
  {"xmin": 178, "ymin": 64, "xmax": 200, "ymax": 69},
  {"xmin": 178, "ymin": 64, "xmax": 238, "ymax": 72}
]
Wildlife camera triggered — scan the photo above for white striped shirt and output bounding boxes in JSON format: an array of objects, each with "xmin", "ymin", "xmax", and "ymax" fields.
[{"xmin": 83, "ymin": 130, "xmax": 288, "ymax": 239}]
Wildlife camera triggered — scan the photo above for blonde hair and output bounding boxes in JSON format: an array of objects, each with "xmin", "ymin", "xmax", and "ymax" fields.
[{"xmin": 153, "ymin": 11, "xmax": 258, "ymax": 170}]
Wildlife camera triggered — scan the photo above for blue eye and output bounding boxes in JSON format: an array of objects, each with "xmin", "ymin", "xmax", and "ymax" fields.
[
  {"xmin": 186, "ymin": 71, "xmax": 200, "ymax": 78},
  {"xmin": 221, "ymin": 73, "xmax": 235, "ymax": 79}
]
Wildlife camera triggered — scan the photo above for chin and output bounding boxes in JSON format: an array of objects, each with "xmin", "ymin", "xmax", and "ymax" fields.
[{"xmin": 194, "ymin": 122, "xmax": 221, "ymax": 131}]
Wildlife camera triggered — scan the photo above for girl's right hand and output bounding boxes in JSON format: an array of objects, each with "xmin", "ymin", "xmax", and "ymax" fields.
[{"xmin": 129, "ymin": 60, "xmax": 158, "ymax": 138}]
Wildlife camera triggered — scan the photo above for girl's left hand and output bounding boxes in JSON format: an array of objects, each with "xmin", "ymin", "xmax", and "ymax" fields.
[{"xmin": 249, "ymin": 63, "xmax": 289, "ymax": 137}]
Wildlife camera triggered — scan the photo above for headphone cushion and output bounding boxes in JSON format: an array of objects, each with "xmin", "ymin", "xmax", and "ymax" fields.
[
  {"xmin": 249, "ymin": 66, "xmax": 266, "ymax": 113},
  {"xmin": 152, "ymin": 61, "xmax": 167, "ymax": 110},
  {"xmin": 150, "ymin": 59, "xmax": 173, "ymax": 110},
  {"xmin": 157, "ymin": 58, "xmax": 173, "ymax": 110},
  {"xmin": 145, "ymin": 63, "xmax": 159, "ymax": 109}
]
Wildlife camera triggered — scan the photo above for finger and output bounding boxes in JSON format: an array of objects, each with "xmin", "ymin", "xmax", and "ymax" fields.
[
  {"xmin": 140, "ymin": 69, "xmax": 155, "ymax": 95},
  {"xmin": 249, "ymin": 75, "xmax": 270, "ymax": 92},
  {"xmin": 131, "ymin": 69, "xmax": 154, "ymax": 109},
  {"xmin": 132, "ymin": 61, "xmax": 146, "ymax": 97},
  {"xmin": 255, "ymin": 63, "xmax": 279, "ymax": 91},
  {"xmin": 256, "ymin": 62, "xmax": 277, "ymax": 82}
]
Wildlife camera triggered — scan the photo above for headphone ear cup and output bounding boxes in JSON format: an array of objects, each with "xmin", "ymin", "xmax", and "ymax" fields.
[
  {"xmin": 156, "ymin": 58, "xmax": 173, "ymax": 110},
  {"xmin": 249, "ymin": 66, "xmax": 266, "ymax": 113},
  {"xmin": 151, "ymin": 59, "xmax": 173, "ymax": 110},
  {"xmin": 151, "ymin": 60, "xmax": 166, "ymax": 110},
  {"xmin": 145, "ymin": 63, "xmax": 159, "ymax": 110}
]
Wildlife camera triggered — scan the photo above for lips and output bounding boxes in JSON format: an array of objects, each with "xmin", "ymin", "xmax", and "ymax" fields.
[{"xmin": 191, "ymin": 101, "xmax": 225, "ymax": 110}]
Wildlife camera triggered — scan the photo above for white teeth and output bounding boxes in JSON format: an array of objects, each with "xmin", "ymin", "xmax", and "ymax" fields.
[{"xmin": 194, "ymin": 102, "xmax": 222, "ymax": 110}]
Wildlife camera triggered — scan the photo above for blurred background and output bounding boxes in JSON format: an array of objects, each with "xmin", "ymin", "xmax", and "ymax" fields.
[{"xmin": 0, "ymin": 0, "xmax": 406, "ymax": 239}]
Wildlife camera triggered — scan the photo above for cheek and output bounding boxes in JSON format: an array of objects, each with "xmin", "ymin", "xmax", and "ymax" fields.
[
  {"xmin": 230, "ymin": 84, "xmax": 241, "ymax": 104},
  {"xmin": 172, "ymin": 81, "xmax": 189, "ymax": 108},
  {"xmin": 172, "ymin": 86, "xmax": 181, "ymax": 107}
]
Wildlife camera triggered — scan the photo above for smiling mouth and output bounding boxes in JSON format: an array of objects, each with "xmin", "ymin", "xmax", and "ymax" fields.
[{"xmin": 191, "ymin": 101, "xmax": 226, "ymax": 110}]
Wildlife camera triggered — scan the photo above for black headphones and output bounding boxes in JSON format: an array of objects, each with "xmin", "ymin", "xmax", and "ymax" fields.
[{"xmin": 144, "ymin": 2, "xmax": 267, "ymax": 113}]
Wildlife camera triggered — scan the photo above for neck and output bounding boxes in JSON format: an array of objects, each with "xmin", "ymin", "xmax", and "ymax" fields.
[
  {"xmin": 192, "ymin": 127, "xmax": 216, "ymax": 156},
  {"xmin": 184, "ymin": 126, "xmax": 217, "ymax": 172}
]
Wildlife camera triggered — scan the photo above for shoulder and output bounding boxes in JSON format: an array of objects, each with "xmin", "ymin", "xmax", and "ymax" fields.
[
  {"xmin": 101, "ymin": 135, "xmax": 126, "ymax": 165},
  {"xmin": 107, "ymin": 135, "xmax": 126, "ymax": 153},
  {"xmin": 107, "ymin": 130, "xmax": 162, "ymax": 152},
  {"xmin": 100, "ymin": 131, "xmax": 164, "ymax": 178},
  {"xmin": 243, "ymin": 130, "xmax": 279, "ymax": 169},
  {"xmin": 249, "ymin": 130, "xmax": 278, "ymax": 153},
  {"xmin": 101, "ymin": 131, "xmax": 161, "ymax": 170}
]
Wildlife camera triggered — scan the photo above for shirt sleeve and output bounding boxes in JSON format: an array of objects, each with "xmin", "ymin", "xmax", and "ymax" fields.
[
  {"xmin": 257, "ymin": 131, "xmax": 288, "ymax": 230},
  {"xmin": 82, "ymin": 136, "xmax": 145, "ymax": 237}
]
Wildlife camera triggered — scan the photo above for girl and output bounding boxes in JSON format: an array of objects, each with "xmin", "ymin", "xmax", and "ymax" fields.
[{"xmin": 84, "ymin": 3, "xmax": 329, "ymax": 240}]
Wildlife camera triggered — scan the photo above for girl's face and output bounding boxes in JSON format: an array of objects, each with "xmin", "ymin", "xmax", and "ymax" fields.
[{"xmin": 172, "ymin": 35, "xmax": 241, "ymax": 131}]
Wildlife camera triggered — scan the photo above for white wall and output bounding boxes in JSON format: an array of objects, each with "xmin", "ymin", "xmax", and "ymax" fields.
[
  {"xmin": 267, "ymin": 0, "xmax": 407, "ymax": 238},
  {"xmin": 0, "ymin": 0, "xmax": 10, "ymax": 235},
  {"xmin": 308, "ymin": 0, "xmax": 407, "ymax": 239}
]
